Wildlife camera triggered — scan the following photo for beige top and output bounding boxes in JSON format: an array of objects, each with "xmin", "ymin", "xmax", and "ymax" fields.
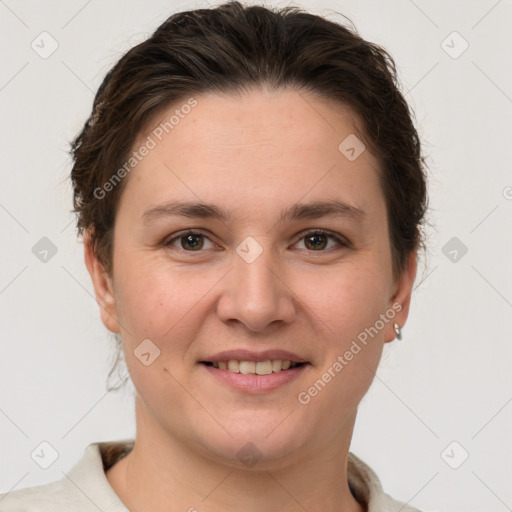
[{"xmin": 0, "ymin": 440, "xmax": 423, "ymax": 511}]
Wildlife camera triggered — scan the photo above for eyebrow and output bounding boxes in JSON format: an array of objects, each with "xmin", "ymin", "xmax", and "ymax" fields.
[{"xmin": 141, "ymin": 199, "xmax": 365, "ymax": 226}]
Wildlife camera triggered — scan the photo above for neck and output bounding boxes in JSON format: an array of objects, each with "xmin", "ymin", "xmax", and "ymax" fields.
[{"xmin": 106, "ymin": 397, "xmax": 365, "ymax": 512}]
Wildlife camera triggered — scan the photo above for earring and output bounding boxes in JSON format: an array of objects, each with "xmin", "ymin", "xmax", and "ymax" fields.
[{"xmin": 393, "ymin": 322, "xmax": 402, "ymax": 340}]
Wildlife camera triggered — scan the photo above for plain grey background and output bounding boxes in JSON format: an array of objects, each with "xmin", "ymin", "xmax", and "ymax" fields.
[{"xmin": 1, "ymin": 1, "xmax": 511, "ymax": 511}]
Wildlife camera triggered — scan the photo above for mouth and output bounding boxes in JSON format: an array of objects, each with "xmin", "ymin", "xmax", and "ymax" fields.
[
  {"xmin": 199, "ymin": 358, "xmax": 311, "ymax": 394},
  {"xmin": 200, "ymin": 360, "xmax": 308, "ymax": 375}
]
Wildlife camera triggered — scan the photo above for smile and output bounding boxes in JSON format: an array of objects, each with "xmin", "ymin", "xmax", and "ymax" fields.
[
  {"xmin": 200, "ymin": 360, "xmax": 310, "ymax": 393},
  {"xmin": 202, "ymin": 359, "xmax": 305, "ymax": 374}
]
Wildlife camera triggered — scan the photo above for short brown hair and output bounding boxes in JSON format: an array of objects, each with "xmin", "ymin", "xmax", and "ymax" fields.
[{"xmin": 70, "ymin": 1, "xmax": 428, "ymax": 281}]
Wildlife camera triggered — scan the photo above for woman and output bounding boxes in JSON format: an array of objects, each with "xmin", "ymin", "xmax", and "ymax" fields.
[{"xmin": 0, "ymin": 2, "xmax": 428, "ymax": 511}]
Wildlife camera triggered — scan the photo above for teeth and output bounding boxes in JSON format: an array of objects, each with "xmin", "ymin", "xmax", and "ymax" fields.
[
  {"xmin": 227, "ymin": 360, "xmax": 239, "ymax": 372},
  {"xmin": 239, "ymin": 361, "xmax": 256, "ymax": 374},
  {"xmin": 271, "ymin": 360, "xmax": 282, "ymax": 372},
  {"xmin": 256, "ymin": 361, "xmax": 273, "ymax": 375},
  {"xmin": 211, "ymin": 359, "xmax": 300, "ymax": 374}
]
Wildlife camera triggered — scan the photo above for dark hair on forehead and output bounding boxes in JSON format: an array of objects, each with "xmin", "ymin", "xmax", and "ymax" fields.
[{"xmin": 70, "ymin": 0, "xmax": 428, "ymax": 281}]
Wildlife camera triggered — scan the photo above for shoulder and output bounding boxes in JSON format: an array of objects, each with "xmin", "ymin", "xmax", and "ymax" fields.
[
  {"xmin": 0, "ymin": 479, "xmax": 91, "ymax": 511},
  {"xmin": 347, "ymin": 452, "xmax": 425, "ymax": 512},
  {"xmin": 0, "ymin": 439, "xmax": 134, "ymax": 512},
  {"xmin": 377, "ymin": 492, "xmax": 425, "ymax": 512}
]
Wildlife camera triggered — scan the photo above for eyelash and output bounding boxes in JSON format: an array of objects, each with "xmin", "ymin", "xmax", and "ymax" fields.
[{"xmin": 163, "ymin": 229, "xmax": 350, "ymax": 253}]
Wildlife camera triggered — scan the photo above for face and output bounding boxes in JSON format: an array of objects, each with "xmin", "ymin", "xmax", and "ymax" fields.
[{"xmin": 86, "ymin": 87, "xmax": 416, "ymax": 469}]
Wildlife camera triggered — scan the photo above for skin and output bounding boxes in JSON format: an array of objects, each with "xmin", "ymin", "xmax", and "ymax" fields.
[{"xmin": 84, "ymin": 87, "xmax": 417, "ymax": 512}]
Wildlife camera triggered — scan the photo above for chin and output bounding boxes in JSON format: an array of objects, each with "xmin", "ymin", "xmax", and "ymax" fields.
[{"xmin": 191, "ymin": 413, "xmax": 311, "ymax": 471}]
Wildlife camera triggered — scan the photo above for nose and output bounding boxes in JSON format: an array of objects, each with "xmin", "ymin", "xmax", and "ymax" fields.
[{"xmin": 216, "ymin": 240, "xmax": 296, "ymax": 332}]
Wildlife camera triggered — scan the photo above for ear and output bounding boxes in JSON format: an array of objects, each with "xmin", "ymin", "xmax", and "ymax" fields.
[
  {"xmin": 384, "ymin": 249, "xmax": 417, "ymax": 343},
  {"xmin": 83, "ymin": 229, "xmax": 120, "ymax": 334}
]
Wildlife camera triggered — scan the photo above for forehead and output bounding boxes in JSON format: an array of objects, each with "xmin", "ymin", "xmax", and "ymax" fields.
[{"xmin": 117, "ymin": 87, "xmax": 384, "ymax": 225}]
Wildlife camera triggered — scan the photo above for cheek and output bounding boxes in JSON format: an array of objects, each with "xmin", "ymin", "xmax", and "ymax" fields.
[
  {"xmin": 301, "ymin": 260, "xmax": 389, "ymax": 383},
  {"xmin": 113, "ymin": 262, "xmax": 201, "ymax": 404},
  {"xmin": 112, "ymin": 255, "xmax": 201, "ymax": 345},
  {"xmin": 295, "ymin": 269, "xmax": 388, "ymax": 420},
  {"xmin": 307, "ymin": 260, "xmax": 390, "ymax": 335},
  {"xmin": 112, "ymin": 253, "xmax": 235, "ymax": 385}
]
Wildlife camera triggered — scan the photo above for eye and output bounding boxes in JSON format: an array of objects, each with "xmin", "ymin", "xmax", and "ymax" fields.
[
  {"xmin": 164, "ymin": 230, "xmax": 217, "ymax": 252},
  {"xmin": 293, "ymin": 229, "xmax": 349, "ymax": 251},
  {"xmin": 163, "ymin": 228, "xmax": 350, "ymax": 253}
]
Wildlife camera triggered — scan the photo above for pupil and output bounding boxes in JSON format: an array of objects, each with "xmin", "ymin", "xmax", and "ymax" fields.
[
  {"xmin": 184, "ymin": 234, "xmax": 202, "ymax": 250},
  {"xmin": 306, "ymin": 234, "xmax": 326, "ymax": 250}
]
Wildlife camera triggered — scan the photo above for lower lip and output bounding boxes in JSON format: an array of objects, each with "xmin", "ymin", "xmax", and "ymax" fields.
[{"xmin": 200, "ymin": 363, "xmax": 309, "ymax": 393}]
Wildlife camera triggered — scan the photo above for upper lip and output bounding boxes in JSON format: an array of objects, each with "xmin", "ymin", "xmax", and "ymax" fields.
[{"xmin": 200, "ymin": 349, "xmax": 308, "ymax": 364}]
